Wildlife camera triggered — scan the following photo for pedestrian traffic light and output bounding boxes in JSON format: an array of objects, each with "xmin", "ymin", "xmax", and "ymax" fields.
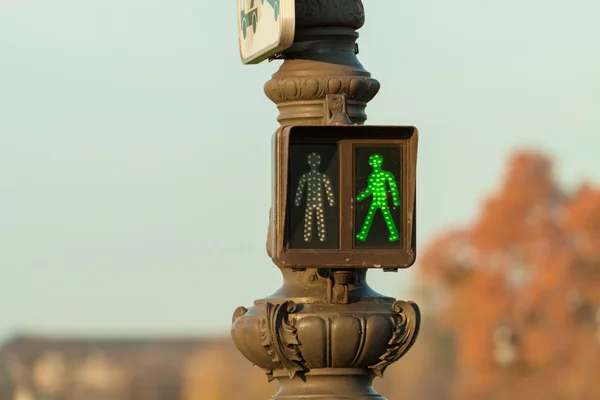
[{"xmin": 268, "ymin": 125, "xmax": 418, "ymax": 269}]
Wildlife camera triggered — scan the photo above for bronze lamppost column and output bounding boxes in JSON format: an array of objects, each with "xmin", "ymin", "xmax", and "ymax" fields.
[{"xmin": 231, "ymin": 1, "xmax": 420, "ymax": 399}]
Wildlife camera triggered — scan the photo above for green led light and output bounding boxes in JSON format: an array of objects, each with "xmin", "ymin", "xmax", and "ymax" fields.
[{"xmin": 356, "ymin": 153, "xmax": 400, "ymax": 243}]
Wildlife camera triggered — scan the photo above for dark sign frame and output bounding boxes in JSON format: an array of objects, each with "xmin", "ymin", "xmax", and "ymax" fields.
[{"xmin": 268, "ymin": 125, "xmax": 418, "ymax": 269}]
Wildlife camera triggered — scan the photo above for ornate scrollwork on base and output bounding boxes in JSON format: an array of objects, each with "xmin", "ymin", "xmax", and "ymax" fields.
[
  {"xmin": 231, "ymin": 306, "xmax": 248, "ymax": 323},
  {"xmin": 260, "ymin": 301, "xmax": 306, "ymax": 380},
  {"xmin": 368, "ymin": 300, "xmax": 421, "ymax": 378},
  {"xmin": 231, "ymin": 299, "xmax": 420, "ymax": 384}
]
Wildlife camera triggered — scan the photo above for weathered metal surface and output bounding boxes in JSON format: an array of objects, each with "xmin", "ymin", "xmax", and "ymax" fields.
[
  {"xmin": 233, "ymin": 1, "xmax": 421, "ymax": 399},
  {"xmin": 231, "ymin": 269, "xmax": 420, "ymax": 399},
  {"xmin": 269, "ymin": 125, "xmax": 418, "ymax": 269}
]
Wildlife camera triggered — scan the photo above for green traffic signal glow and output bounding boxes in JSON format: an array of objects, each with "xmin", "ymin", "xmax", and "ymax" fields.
[{"xmin": 356, "ymin": 153, "xmax": 400, "ymax": 243}]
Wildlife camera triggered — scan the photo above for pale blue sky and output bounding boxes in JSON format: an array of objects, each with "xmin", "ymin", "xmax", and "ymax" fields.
[{"xmin": 1, "ymin": 0, "xmax": 599, "ymax": 340}]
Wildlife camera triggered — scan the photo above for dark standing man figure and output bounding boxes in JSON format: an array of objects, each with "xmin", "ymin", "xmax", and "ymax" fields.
[{"xmin": 294, "ymin": 153, "xmax": 335, "ymax": 242}]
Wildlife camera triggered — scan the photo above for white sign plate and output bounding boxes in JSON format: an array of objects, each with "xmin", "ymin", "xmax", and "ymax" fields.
[{"xmin": 237, "ymin": 0, "xmax": 295, "ymax": 65}]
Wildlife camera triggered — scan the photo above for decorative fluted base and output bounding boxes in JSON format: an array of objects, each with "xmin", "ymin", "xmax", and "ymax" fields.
[
  {"xmin": 231, "ymin": 269, "xmax": 421, "ymax": 398},
  {"xmin": 272, "ymin": 369, "xmax": 385, "ymax": 400}
]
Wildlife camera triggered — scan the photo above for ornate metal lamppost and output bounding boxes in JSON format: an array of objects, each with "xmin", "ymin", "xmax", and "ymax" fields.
[{"xmin": 231, "ymin": 1, "xmax": 421, "ymax": 399}]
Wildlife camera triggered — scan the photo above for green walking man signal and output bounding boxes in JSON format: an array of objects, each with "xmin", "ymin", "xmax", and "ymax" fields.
[
  {"xmin": 356, "ymin": 154, "xmax": 400, "ymax": 243},
  {"xmin": 268, "ymin": 125, "xmax": 418, "ymax": 270}
]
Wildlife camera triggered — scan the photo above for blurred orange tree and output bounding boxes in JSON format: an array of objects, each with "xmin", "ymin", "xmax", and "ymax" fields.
[{"xmin": 419, "ymin": 151, "xmax": 600, "ymax": 399}]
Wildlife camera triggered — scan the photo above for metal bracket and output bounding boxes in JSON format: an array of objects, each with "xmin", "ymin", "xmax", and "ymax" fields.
[
  {"xmin": 324, "ymin": 94, "xmax": 352, "ymax": 126},
  {"xmin": 268, "ymin": 52, "xmax": 287, "ymax": 62},
  {"xmin": 328, "ymin": 271, "xmax": 353, "ymax": 304}
]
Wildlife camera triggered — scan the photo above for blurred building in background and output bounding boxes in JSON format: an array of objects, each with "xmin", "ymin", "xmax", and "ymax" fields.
[
  {"xmin": 0, "ymin": 336, "xmax": 208, "ymax": 400},
  {"xmin": 2, "ymin": 150, "xmax": 599, "ymax": 400}
]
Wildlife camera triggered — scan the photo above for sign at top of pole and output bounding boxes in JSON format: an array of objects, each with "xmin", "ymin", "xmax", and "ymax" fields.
[{"xmin": 237, "ymin": 0, "xmax": 295, "ymax": 64}]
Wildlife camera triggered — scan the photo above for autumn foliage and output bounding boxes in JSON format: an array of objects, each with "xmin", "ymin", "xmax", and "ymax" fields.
[{"xmin": 419, "ymin": 150, "xmax": 600, "ymax": 399}]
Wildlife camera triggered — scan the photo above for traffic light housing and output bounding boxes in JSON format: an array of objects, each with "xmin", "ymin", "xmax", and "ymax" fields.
[{"xmin": 268, "ymin": 125, "xmax": 418, "ymax": 269}]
